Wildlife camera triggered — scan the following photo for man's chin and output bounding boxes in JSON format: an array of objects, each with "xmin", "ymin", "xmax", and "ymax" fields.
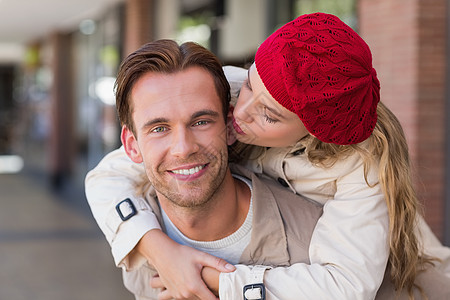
[
  {"xmin": 155, "ymin": 183, "xmax": 212, "ymax": 206},
  {"xmin": 167, "ymin": 193, "xmax": 211, "ymax": 208}
]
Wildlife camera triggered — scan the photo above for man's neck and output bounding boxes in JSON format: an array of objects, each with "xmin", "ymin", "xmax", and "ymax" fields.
[{"xmin": 159, "ymin": 172, "xmax": 251, "ymax": 241}]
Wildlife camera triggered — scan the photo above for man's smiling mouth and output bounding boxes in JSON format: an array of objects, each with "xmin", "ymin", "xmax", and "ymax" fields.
[{"xmin": 171, "ymin": 164, "xmax": 206, "ymax": 175}]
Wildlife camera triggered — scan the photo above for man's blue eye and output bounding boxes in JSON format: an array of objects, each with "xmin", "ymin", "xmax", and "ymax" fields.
[
  {"xmin": 152, "ymin": 126, "xmax": 166, "ymax": 133},
  {"xmin": 194, "ymin": 120, "xmax": 208, "ymax": 126}
]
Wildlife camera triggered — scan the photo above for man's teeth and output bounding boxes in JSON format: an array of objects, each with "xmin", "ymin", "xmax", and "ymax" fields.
[{"xmin": 172, "ymin": 165, "xmax": 204, "ymax": 175}]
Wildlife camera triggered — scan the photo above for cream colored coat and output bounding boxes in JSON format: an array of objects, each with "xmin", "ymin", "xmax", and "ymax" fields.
[
  {"xmin": 122, "ymin": 165, "xmax": 323, "ymax": 299},
  {"xmin": 85, "ymin": 66, "xmax": 450, "ymax": 300},
  {"xmin": 85, "ymin": 150, "xmax": 450, "ymax": 300}
]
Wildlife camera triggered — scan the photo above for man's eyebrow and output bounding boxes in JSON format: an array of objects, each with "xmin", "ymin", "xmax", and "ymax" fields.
[
  {"xmin": 191, "ymin": 109, "xmax": 220, "ymax": 119},
  {"xmin": 141, "ymin": 110, "xmax": 220, "ymax": 130},
  {"xmin": 142, "ymin": 117, "xmax": 169, "ymax": 130}
]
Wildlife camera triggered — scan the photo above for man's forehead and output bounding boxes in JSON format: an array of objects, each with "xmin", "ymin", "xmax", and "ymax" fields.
[
  {"xmin": 131, "ymin": 68, "xmax": 222, "ymax": 123},
  {"xmin": 132, "ymin": 67, "xmax": 217, "ymax": 99}
]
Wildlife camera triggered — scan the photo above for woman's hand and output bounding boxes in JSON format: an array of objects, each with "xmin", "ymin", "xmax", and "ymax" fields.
[
  {"xmin": 201, "ymin": 267, "xmax": 221, "ymax": 296},
  {"xmin": 152, "ymin": 267, "xmax": 221, "ymax": 300},
  {"xmin": 137, "ymin": 229, "xmax": 235, "ymax": 299}
]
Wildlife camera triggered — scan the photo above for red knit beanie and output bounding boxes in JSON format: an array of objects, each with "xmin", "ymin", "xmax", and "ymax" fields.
[{"xmin": 255, "ymin": 12, "xmax": 380, "ymax": 145}]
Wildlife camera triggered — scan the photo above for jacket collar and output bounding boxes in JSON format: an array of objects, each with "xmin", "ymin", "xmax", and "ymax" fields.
[{"xmin": 230, "ymin": 164, "xmax": 291, "ymax": 266}]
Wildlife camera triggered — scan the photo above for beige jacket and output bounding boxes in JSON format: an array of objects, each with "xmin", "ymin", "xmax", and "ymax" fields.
[
  {"xmin": 106, "ymin": 164, "xmax": 450, "ymax": 300},
  {"xmin": 122, "ymin": 164, "xmax": 323, "ymax": 299}
]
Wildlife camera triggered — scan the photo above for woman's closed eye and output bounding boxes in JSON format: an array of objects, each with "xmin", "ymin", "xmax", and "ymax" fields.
[{"xmin": 263, "ymin": 107, "xmax": 279, "ymax": 124}]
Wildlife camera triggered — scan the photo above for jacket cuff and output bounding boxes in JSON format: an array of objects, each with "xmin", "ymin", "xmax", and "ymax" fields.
[
  {"xmin": 111, "ymin": 208, "xmax": 161, "ymax": 270},
  {"xmin": 219, "ymin": 264, "xmax": 250, "ymax": 299}
]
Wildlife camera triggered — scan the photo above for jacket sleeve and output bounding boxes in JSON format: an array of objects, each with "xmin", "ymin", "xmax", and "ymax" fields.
[
  {"xmin": 85, "ymin": 147, "xmax": 161, "ymax": 270},
  {"xmin": 219, "ymin": 155, "xmax": 389, "ymax": 300}
]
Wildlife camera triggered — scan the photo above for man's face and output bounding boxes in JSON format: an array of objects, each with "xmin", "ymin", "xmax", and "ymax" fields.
[{"xmin": 122, "ymin": 67, "xmax": 229, "ymax": 209}]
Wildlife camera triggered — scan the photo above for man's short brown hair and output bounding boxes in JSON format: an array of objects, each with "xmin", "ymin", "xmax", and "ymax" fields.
[{"xmin": 115, "ymin": 39, "xmax": 231, "ymax": 134}]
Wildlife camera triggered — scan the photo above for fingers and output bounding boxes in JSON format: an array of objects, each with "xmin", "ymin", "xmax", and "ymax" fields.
[
  {"xmin": 148, "ymin": 246, "xmax": 228, "ymax": 299},
  {"xmin": 157, "ymin": 289, "xmax": 173, "ymax": 300},
  {"xmin": 191, "ymin": 285, "xmax": 219, "ymax": 300},
  {"xmin": 150, "ymin": 275, "xmax": 164, "ymax": 289},
  {"xmin": 198, "ymin": 252, "xmax": 236, "ymax": 273},
  {"xmin": 156, "ymin": 284, "xmax": 217, "ymax": 300},
  {"xmin": 152, "ymin": 274, "xmax": 218, "ymax": 300}
]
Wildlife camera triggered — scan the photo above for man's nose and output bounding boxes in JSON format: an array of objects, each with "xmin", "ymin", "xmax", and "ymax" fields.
[{"xmin": 169, "ymin": 128, "xmax": 199, "ymax": 158}]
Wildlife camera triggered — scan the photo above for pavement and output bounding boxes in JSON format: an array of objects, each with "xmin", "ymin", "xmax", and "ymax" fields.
[{"xmin": 0, "ymin": 160, "xmax": 134, "ymax": 300}]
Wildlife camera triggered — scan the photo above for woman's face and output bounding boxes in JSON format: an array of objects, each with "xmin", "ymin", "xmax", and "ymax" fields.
[{"xmin": 231, "ymin": 63, "xmax": 309, "ymax": 147}]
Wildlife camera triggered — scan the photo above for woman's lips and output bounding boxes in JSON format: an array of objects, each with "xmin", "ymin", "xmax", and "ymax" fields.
[{"xmin": 232, "ymin": 118, "xmax": 246, "ymax": 135}]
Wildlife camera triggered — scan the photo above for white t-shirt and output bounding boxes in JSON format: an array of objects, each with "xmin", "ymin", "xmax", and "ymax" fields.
[{"xmin": 162, "ymin": 175, "xmax": 253, "ymax": 265}]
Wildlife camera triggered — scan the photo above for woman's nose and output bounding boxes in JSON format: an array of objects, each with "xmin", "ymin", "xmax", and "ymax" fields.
[{"xmin": 234, "ymin": 94, "xmax": 255, "ymax": 123}]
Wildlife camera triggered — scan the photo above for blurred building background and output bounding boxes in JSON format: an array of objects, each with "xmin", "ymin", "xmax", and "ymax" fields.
[{"xmin": 0, "ymin": 0, "xmax": 449, "ymax": 298}]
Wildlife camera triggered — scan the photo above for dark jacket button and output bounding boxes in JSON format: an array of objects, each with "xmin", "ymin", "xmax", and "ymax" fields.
[{"xmin": 277, "ymin": 177, "xmax": 289, "ymax": 187}]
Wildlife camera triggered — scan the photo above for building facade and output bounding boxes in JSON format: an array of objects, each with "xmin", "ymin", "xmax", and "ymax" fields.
[{"xmin": 4, "ymin": 0, "xmax": 448, "ymax": 244}]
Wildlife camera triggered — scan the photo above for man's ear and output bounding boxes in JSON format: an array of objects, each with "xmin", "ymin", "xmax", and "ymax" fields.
[
  {"xmin": 226, "ymin": 106, "xmax": 237, "ymax": 145},
  {"xmin": 121, "ymin": 125, "xmax": 143, "ymax": 163}
]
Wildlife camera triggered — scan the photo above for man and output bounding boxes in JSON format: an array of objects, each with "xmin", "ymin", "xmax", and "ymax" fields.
[{"xmin": 87, "ymin": 39, "xmax": 449, "ymax": 300}]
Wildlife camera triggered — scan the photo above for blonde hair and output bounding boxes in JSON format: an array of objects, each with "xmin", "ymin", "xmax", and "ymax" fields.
[
  {"xmin": 304, "ymin": 101, "xmax": 434, "ymax": 298},
  {"xmin": 229, "ymin": 101, "xmax": 433, "ymax": 298}
]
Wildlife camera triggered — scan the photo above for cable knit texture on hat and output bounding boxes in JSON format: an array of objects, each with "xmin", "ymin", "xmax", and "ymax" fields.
[{"xmin": 255, "ymin": 12, "xmax": 380, "ymax": 145}]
